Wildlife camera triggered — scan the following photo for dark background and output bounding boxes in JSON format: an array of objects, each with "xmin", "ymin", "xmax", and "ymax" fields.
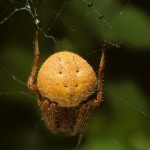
[{"xmin": 0, "ymin": 0, "xmax": 150, "ymax": 150}]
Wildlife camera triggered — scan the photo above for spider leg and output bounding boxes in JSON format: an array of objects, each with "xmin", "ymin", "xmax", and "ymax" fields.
[
  {"xmin": 27, "ymin": 31, "xmax": 40, "ymax": 94},
  {"xmin": 93, "ymin": 47, "xmax": 105, "ymax": 107},
  {"xmin": 41, "ymin": 100, "xmax": 58, "ymax": 133},
  {"xmin": 73, "ymin": 101, "xmax": 94, "ymax": 149},
  {"xmin": 74, "ymin": 47, "xmax": 105, "ymax": 149}
]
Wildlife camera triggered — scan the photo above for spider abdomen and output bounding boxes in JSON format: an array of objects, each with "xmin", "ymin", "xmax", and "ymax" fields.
[{"xmin": 37, "ymin": 51, "xmax": 97, "ymax": 107}]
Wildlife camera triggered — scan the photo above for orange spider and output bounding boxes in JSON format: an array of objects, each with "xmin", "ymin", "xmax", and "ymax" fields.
[{"xmin": 27, "ymin": 31, "xmax": 104, "ymax": 147}]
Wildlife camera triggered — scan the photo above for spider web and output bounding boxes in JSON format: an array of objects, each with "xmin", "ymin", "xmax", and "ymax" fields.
[{"xmin": 0, "ymin": 0, "xmax": 150, "ymax": 150}]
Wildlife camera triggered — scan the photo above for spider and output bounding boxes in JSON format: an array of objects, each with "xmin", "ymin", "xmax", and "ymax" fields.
[{"xmin": 27, "ymin": 31, "xmax": 104, "ymax": 146}]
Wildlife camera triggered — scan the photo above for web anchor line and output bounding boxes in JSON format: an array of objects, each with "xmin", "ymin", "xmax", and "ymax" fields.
[
  {"xmin": 78, "ymin": 0, "xmax": 112, "ymax": 29},
  {"xmin": 0, "ymin": 64, "xmax": 36, "ymax": 99},
  {"xmin": 0, "ymin": 0, "xmax": 58, "ymax": 45},
  {"xmin": 105, "ymin": 88, "xmax": 150, "ymax": 119}
]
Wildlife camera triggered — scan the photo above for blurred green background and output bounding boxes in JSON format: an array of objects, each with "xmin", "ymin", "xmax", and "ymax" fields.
[{"xmin": 0, "ymin": 0, "xmax": 150, "ymax": 150}]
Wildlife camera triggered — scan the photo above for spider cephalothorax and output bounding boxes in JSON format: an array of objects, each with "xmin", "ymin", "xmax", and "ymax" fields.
[{"xmin": 27, "ymin": 31, "xmax": 104, "ymax": 142}]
